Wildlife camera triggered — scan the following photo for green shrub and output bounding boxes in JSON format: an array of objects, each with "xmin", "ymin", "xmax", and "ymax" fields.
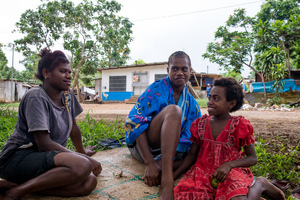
[
  {"xmin": 0, "ymin": 107, "xmax": 18, "ymax": 148},
  {"xmin": 251, "ymin": 138, "xmax": 300, "ymax": 197}
]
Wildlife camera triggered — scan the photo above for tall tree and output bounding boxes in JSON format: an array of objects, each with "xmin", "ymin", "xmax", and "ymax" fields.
[
  {"xmin": 13, "ymin": 0, "xmax": 133, "ymax": 102},
  {"xmin": 13, "ymin": 1, "xmax": 64, "ymax": 56},
  {"xmin": 61, "ymin": 0, "xmax": 133, "ymax": 101},
  {"xmin": 255, "ymin": 0, "xmax": 300, "ymax": 78},
  {"xmin": 202, "ymin": 9, "xmax": 268, "ymax": 97}
]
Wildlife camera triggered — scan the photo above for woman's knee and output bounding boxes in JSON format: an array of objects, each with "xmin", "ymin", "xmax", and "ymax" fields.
[
  {"xmin": 55, "ymin": 153, "xmax": 92, "ymax": 180},
  {"xmin": 75, "ymin": 174, "xmax": 97, "ymax": 196}
]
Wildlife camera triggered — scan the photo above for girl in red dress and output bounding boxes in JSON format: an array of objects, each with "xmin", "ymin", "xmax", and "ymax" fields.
[{"xmin": 174, "ymin": 77, "xmax": 260, "ymax": 200}]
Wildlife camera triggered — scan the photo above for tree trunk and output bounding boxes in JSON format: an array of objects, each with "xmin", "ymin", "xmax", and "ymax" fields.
[
  {"xmin": 282, "ymin": 41, "xmax": 292, "ymax": 79},
  {"xmin": 259, "ymin": 73, "xmax": 267, "ymax": 99},
  {"xmin": 71, "ymin": 59, "xmax": 85, "ymax": 103},
  {"xmin": 76, "ymin": 81, "xmax": 82, "ymax": 103}
]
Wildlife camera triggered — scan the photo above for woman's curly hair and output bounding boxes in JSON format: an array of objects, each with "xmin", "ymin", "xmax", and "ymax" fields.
[
  {"xmin": 213, "ymin": 77, "xmax": 244, "ymax": 112},
  {"xmin": 35, "ymin": 47, "xmax": 69, "ymax": 81}
]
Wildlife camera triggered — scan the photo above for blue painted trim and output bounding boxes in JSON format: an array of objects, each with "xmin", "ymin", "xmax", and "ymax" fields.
[{"xmin": 102, "ymin": 91, "xmax": 133, "ymax": 101}]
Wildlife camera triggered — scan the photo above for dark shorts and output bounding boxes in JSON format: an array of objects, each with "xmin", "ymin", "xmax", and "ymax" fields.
[
  {"xmin": 0, "ymin": 148, "xmax": 61, "ymax": 184},
  {"xmin": 127, "ymin": 142, "xmax": 188, "ymax": 163}
]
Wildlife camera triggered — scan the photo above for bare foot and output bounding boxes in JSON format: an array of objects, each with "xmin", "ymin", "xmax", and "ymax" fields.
[
  {"xmin": 159, "ymin": 185, "xmax": 174, "ymax": 200},
  {"xmin": 258, "ymin": 177, "xmax": 286, "ymax": 200}
]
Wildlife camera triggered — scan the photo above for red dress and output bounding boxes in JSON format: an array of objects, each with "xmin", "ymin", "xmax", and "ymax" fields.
[{"xmin": 174, "ymin": 114, "xmax": 255, "ymax": 200}]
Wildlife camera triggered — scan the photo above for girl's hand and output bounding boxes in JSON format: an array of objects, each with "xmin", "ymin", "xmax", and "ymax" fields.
[
  {"xmin": 213, "ymin": 162, "xmax": 231, "ymax": 182},
  {"xmin": 85, "ymin": 145, "xmax": 96, "ymax": 156}
]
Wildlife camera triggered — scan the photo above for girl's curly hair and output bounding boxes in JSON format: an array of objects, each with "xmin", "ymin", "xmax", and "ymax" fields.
[{"xmin": 213, "ymin": 77, "xmax": 244, "ymax": 112}]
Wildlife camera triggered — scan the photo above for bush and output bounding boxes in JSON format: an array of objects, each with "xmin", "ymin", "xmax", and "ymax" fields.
[{"xmin": 0, "ymin": 107, "xmax": 18, "ymax": 148}]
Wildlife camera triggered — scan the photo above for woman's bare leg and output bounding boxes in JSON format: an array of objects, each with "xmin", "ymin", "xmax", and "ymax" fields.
[{"xmin": 2, "ymin": 152, "xmax": 97, "ymax": 200}]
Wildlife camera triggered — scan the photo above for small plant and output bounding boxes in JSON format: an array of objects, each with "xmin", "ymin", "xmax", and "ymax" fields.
[
  {"xmin": 251, "ymin": 138, "xmax": 300, "ymax": 197},
  {"xmin": 266, "ymin": 96, "xmax": 284, "ymax": 106}
]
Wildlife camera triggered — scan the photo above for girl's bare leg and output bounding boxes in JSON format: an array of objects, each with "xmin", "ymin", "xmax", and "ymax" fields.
[{"xmin": 247, "ymin": 177, "xmax": 286, "ymax": 200}]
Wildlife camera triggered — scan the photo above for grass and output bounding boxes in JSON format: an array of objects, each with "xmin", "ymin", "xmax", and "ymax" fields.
[
  {"xmin": 0, "ymin": 102, "xmax": 299, "ymax": 197},
  {"xmin": 0, "ymin": 102, "xmax": 20, "ymax": 108},
  {"xmin": 67, "ymin": 110, "xmax": 125, "ymax": 151},
  {"xmin": 196, "ymin": 98, "xmax": 208, "ymax": 108}
]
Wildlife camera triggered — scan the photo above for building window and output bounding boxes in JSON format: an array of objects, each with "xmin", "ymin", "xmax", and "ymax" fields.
[
  {"xmin": 155, "ymin": 74, "xmax": 168, "ymax": 81},
  {"xmin": 109, "ymin": 76, "xmax": 126, "ymax": 91}
]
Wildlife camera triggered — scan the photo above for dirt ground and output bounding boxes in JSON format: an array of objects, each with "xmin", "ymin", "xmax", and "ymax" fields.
[
  {"xmin": 78, "ymin": 102, "xmax": 300, "ymax": 135},
  {"xmin": 78, "ymin": 102, "xmax": 300, "ymax": 154}
]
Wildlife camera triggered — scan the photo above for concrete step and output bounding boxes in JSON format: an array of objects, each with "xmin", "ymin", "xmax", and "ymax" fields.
[{"xmin": 127, "ymin": 96, "xmax": 139, "ymax": 104}]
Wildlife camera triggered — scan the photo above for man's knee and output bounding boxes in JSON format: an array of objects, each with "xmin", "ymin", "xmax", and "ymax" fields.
[{"xmin": 162, "ymin": 105, "xmax": 182, "ymax": 119}]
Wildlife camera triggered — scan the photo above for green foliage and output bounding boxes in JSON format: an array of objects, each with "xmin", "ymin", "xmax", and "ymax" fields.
[
  {"xmin": 132, "ymin": 59, "xmax": 146, "ymax": 65},
  {"xmin": 202, "ymin": 9, "xmax": 256, "ymax": 74},
  {"xmin": 13, "ymin": 1, "xmax": 64, "ymax": 56},
  {"xmin": 196, "ymin": 98, "xmax": 208, "ymax": 108},
  {"xmin": 0, "ymin": 46, "xmax": 23, "ymax": 81},
  {"xmin": 222, "ymin": 68, "xmax": 243, "ymax": 82},
  {"xmin": 251, "ymin": 138, "xmax": 300, "ymax": 191},
  {"xmin": 255, "ymin": 46, "xmax": 285, "ymax": 76},
  {"xmin": 12, "ymin": 0, "xmax": 133, "ymax": 91},
  {"xmin": 256, "ymin": 47, "xmax": 287, "ymax": 97},
  {"xmin": 203, "ymin": 0, "xmax": 300, "ymax": 82},
  {"xmin": 67, "ymin": 110, "xmax": 125, "ymax": 151},
  {"xmin": 0, "ymin": 107, "xmax": 18, "ymax": 148},
  {"xmin": 266, "ymin": 96, "xmax": 284, "ymax": 105},
  {"xmin": 255, "ymin": 0, "xmax": 300, "ymax": 78}
]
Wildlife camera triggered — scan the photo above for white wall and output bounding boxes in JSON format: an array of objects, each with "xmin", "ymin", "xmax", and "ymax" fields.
[
  {"xmin": 0, "ymin": 80, "xmax": 30, "ymax": 102},
  {"xmin": 101, "ymin": 65, "xmax": 168, "ymax": 92}
]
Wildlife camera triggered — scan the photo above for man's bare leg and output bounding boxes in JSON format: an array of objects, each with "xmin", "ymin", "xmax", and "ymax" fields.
[{"xmin": 147, "ymin": 105, "xmax": 182, "ymax": 200}]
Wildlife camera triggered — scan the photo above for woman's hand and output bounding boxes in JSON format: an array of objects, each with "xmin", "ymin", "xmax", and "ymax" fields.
[
  {"xmin": 89, "ymin": 158, "xmax": 102, "ymax": 176},
  {"xmin": 85, "ymin": 145, "xmax": 96, "ymax": 156}
]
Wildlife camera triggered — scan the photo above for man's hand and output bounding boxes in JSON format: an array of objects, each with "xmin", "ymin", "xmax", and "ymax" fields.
[
  {"xmin": 85, "ymin": 145, "xmax": 96, "ymax": 157},
  {"xmin": 142, "ymin": 162, "xmax": 161, "ymax": 186}
]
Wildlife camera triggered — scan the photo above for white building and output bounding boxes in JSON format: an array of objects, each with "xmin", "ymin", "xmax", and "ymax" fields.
[
  {"xmin": 0, "ymin": 79, "xmax": 31, "ymax": 102},
  {"xmin": 97, "ymin": 62, "xmax": 168, "ymax": 102}
]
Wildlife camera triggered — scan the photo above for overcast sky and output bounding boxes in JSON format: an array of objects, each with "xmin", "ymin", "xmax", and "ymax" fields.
[{"xmin": 0, "ymin": 0, "xmax": 264, "ymax": 77}]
